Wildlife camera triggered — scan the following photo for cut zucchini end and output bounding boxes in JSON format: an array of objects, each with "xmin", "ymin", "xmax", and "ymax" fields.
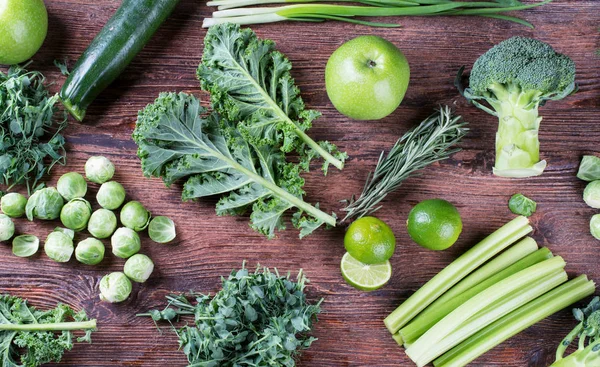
[{"xmin": 60, "ymin": 97, "xmax": 86, "ymax": 121}]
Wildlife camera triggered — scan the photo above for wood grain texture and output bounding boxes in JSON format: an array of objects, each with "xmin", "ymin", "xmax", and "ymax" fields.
[{"xmin": 1, "ymin": 0, "xmax": 600, "ymax": 366}]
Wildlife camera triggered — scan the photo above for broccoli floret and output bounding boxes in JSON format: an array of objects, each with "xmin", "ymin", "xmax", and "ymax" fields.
[{"xmin": 457, "ymin": 37, "xmax": 576, "ymax": 178}]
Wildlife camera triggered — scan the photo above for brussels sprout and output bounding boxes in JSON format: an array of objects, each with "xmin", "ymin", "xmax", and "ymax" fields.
[
  {"xmin": 57, "ymin": 172, "xmax": 88, "ymax": 201},
  {"xmin": 12, "ymin": 235, "xmax": 39, "ymax": 257},
  {"xmin": 508, "ymin": 194, "xmax": 537, "ymax": 217},
  {"xmin": 584, "ymin": 181, "xmax": 600, "ymax": 209},
  {"xmin": 124, "ymin": 254, "xmax": 154, "ymax": 283},
  {"xmin": 25, "ymin": 187, "xmax": 64, "ymax": 221},
  {"xmin": 87, "ymin": 209, "xmax": 117, "ymax": 239},
  {"xmin": 148, "ymin": 216, "xmax": 176, "ymax": 243},
  {"xmin": 75, "ymin": 238, "xmax": 105, "ymax": 265},
  {"xmin": 0, "ymin": 214, "xmax": 15, "ymax": 241},
  {"xmin": 111, "ymin": 227, "xmax": 141, "ymax": 258},
  {"xmin": 578, "ymin": 156, "xmax": 600, "ymax": 182},
  {"xmin": 99, "ymin": 272, "xmax": 132, "ymax": 303},
  {"xmin": 54, "ymin": 227, "xmax": 75, "ymax": 240},
  {"xmin": 1, "ymin": 193, "xmax": 27, "ymax": 218},
  {"xmin": 96, "ymin": 181, "xmax": 126, "ymax": 210},
  {"xmin": 591, "ymin": 214, "xmax": 600, "ymax": 240},
  {"xmin": 60, "ymin": 198, "xmax": 92, "ymax": 231},
  {"xmin": 120, "ymin": 201, "xmax": 151, "ymax": 232},
  {"xmin": 44, "ymin": 231, "xmax": 74, "ymax": 262},
  {"xmin": 85, "ymin": 156, "xmax": 115, "ymax": 184}
]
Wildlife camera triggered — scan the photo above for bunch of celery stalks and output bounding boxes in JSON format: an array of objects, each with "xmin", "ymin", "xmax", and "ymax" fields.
[{"xmin": 383, "ymin": 216, "xmax": 595, "ymax": 367}]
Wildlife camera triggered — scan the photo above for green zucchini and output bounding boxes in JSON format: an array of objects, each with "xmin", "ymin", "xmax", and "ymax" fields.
[{"xmin": 60, "ymin": 0, "xmax": 180, "ymax": 121}]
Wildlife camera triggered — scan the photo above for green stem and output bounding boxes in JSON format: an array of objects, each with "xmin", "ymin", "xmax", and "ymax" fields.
[
  {"xmin": 551, "ymin": 338, "xmax": 600, "ymax": 367},
  {"xmin": 555, "ymin": 323, "xmax": 584, "ymax": 361},
  {"xmin": 434, "ymin": 275, "xmax": 595, "ymax": 367},
  {"xmin": 383, "ymin": 216, "xmax": 531, "ymax": 334},
  {"xmin": 293, "ymin": 125, "xmax": 344, "ymax": 170},
  {"xmin": 399, "ymin": 244, "xmax": 551, "ymax": 345},
  {"xmin": 0, "ymin": 319, "xmax": 97, "ymax": 331}
]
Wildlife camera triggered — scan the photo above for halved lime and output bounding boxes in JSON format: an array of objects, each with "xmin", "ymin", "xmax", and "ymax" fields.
[{"xmin": 341, "ymin": 252, "xmax": 392, "ymax": 292}]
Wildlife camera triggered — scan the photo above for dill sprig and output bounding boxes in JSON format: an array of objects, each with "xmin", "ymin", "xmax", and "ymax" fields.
[
  {"xmin": 0, "ymin": 64, "xmax": 68, "ymax": 194},
  {"xmin": 341, "ymin": 106, "xmax": 468, "ymax": 223}
]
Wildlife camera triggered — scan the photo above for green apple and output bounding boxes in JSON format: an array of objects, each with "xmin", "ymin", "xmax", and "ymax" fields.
[
  {"xmin": 325, "ymin": 35, "xmax": 410, "ymax": 120},
  {"xmin": 0, "ymin": 0, "xmax": 48, "ymax": 65}
]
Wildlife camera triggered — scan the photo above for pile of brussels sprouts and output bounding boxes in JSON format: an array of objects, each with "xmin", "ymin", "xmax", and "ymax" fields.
[{"xmin": 0, "ymin": 156, "xmax": 177, "ymax": 303}]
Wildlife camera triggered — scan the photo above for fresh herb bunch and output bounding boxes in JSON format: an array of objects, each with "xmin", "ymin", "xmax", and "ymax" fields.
[
  {"xmin": 133, "ymin": 92, "xmax": 337, "ymax": 239},
  {"xmin": 0, "ymin": 64, "xmax": 68, "ymax": 194},
  {"xmin": 0, "ymin": 294, "xmax": 96, "ymax": 367},
  {"xmin": 138, "ymin": 264, "xmax": 322, "ymax": 367},
  {"xmin": 341, "ymin": 106, "xmax": 468, "ymax": 222}
]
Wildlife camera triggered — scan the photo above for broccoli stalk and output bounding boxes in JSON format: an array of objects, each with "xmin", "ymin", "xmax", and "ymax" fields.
[
  {"xmin": 456, "ymin": 37, "xmax": 576, "ymax": 178},
  {"xmin": 551, "ymin": 296, "xmax": 600, "ymax": 367}
]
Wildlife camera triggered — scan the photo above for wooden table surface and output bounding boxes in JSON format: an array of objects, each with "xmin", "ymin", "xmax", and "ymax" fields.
[{"xmin": 1, "ymin": 0, "xmax": 599, "ymax": 366}]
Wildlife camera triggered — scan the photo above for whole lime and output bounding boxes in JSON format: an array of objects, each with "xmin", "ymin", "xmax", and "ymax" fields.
[
  {"xmin": 407, "ymin": 199, "xmax": 462, "ymax": 251},
  {"xmin": 0, "ymin": 0, "xmax": 48, "ymax": 65},
  {"xmin": 325, "ymin": 35, "xmax": 410, "ymax": 120},
  {"xmin": 344, "ymin": 216, "xmax": 396, "ymax": 264}
]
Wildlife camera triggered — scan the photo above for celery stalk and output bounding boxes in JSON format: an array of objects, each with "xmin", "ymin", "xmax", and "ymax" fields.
[
  {"xmin": 434, "ymin": 275, "xmax": 595, "ymax": 367},
  {"xmin": 399, "ymin": 245, "xmax": 552, "ymax": 345},
  {"xmin": 405, "ymin": 256, "xmax": 566, "ymax": 367},
  {"xmin": 416, "ymin": 270, "xmax": 567, "ymax": 365},
  {"xmin": 384, "ymin": 216, "xmax": 531, "ymax": 334}
]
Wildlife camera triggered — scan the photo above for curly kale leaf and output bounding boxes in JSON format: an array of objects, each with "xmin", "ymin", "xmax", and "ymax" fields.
[
  {"xmin": 198, "ymin": 23, "xmax": 346, "ymax": 173},
  {"xmin": 133, "ymin": 92, "xmax": 336, "ymax": 238}
]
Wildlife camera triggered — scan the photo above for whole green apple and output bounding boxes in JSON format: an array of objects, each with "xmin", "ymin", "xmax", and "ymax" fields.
[
  {"xmin": 0, "ymin": 0, "xmax": 48, "ymax": 65},
  {"xmin": 325, "ymin": 35, "xmax": 410, "ymax": 120}
]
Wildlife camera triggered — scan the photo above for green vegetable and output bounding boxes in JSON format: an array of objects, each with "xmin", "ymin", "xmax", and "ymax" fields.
[
  {"xmin": 508, "ymin": 193, "xmax": 537, "ymax": 217},
  {"xmin": 75, "ymin": 238, "xmax": 105, "ymax": 265},
  {"xmin": 12, "ymin": 234, "xmax": 40, "ymax": 257},
  {"xmin": 148, "ymin": 216, "xmax": 176, "ymax": 243},
  {"xmin": 59, "ymin": 0, "xmax": 181, "ymax": 121},
  {"xmin": 590, "ymin": 214, "xmax": 600, "ymax": 240},
  {"xmin": 552, "ymin": 296, "xmax": 600, "ymax": 367},
  {"xmin": 203, "ymin": 1, "xmax": 550, "ymax": 28},
  {"xmin": 120, "ymin": 201, "xmax": 150, "ymax": 231},
  {"xmin": 133, "ymin": 92, "xmax": 336, "ymax": 239},
  {"xmin": 111, "ymin": 227, "xmax": 141, "ymax": 258},
  {"xmin": 577, "ymin": 155, "xmax": 600, "ymax": 181},
  {"xmin": 341, "ymin": 107, "xmax": 467, "ymax": 222},
  {"xmin": 44, "ymin": 230, "xmax": 74, "ymax": 263},
  {"xmin": 60, "ymin": 198, "xmax": 92, "ymax": 231},
  {"xmin": 99, "ymin": 272, "xmax": 132, "ymax": 303},
  {"xmin": 1, "ymin": 192, "xmax": 28, "ymax": 217},
  {"xmin": 25, "ymin": 187, "xmax": 64, "ymax": 221},
  {"xmin": 384, "ymin": 216, "xmax": 532, "ymax": 335},
  {"xmin": 456, "ymin": 37, "xmax": 576, "ymax": 177},
  {"xmin": 124, "ymin": 254, "xmax": 154, "ymax": 283},
  {"xmin": 54, "ymin": 227, "xmax": 75, "ymax": 240},
  {"xmin": 138, "ymin": 264, "xmax": 322, "ymax": 366},
  {"xmin": 96, "ymin": 181, "xmax": 126, "ymax": 210},
  {"xmin": 198, "ymin": 24, "xmax": 346, "ymax": 173},
  {"xmin": 584, "ymin": 181, "xmax": 600, "ymax": 208},
  {"xmin": 434, "ymin": 275, "xmax": 595, "ymax": 367},
  {"xmin": 0, "ymin": 294, "xmax": 96, "ymax": 367},
  {"xmin": 0, "ymin": 214, "xmax": 15, "ymax": 241},
  {"xmin": 1, "ymin": 64, "xmax": 67, "ymax": 194},
  {"xmin": 85, "ymin": 156, "xmax": 115, "ymax": 184},
  {"xmin": 56, "ymin": 172, "xmax": 87, "ymax": 201},
  {"xmin": 87, "ymin": 208, "xmax": 117, "ymax": 239}
]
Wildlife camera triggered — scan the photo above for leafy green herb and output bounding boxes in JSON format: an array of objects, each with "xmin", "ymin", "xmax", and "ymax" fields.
[
  {"xmin": 1, "ymin": 64, "xmax": 68, "ymax": 194},
  {"xmin": 53, "ymin": 59, "xmax": 70, "ymax": 76},
  {"xmin": 552, "ymin": 296, "xmax": 600, "ymax": 367},
  {"xmin": 577, "ymin": 155, "xmax": 600, "ymax": 181},
  {"xmin": 138, "ymin": 264, "xmax": 322, "ymax": 367},
  {"xmin": 0, "ymin": 294, "xmax": 96, "ymax": 367},
  {"xmin": 508, "ymin": 194, "xmax": 537, "ymax": 217},
  {"xmin": 133, "ymin": 92, "xmax": 336, "ymax": 238},
  {"xmin": 341, "ymin": 106, "xmax": 467, "ymax": 223},
  {"xmin": 198, "ymin": 23, "xmax": 347, "ymax": 174}
]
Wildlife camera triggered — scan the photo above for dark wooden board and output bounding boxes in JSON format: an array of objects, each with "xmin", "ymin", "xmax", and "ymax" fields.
[{"xmin": 1, "ymin": 0, "xmax": 600, "ymax": 366}]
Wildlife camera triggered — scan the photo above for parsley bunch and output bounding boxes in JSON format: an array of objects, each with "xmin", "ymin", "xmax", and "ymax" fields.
[
  {"xmin": 0, "ymin": 64, "xmax": 68, "ymax": 194},
  {"xmin": 139, "ymin": 265, "xmax": 322, "ymax": 366}
]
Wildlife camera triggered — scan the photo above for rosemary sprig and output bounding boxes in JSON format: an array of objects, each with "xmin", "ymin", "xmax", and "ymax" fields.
[{"xmin": 341, "ymin": 106, "xmax": 468, "ymax": 223}]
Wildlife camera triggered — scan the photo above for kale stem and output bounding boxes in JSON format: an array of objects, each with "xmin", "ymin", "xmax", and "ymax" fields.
[{"xmin": 0, "ymin": 319, "xmax": 97, "ymax": 331}]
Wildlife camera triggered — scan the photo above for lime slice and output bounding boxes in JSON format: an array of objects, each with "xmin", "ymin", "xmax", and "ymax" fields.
[{"xmin": 341, "ymin": 252, "xmax": 392, "ymax": 292}]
